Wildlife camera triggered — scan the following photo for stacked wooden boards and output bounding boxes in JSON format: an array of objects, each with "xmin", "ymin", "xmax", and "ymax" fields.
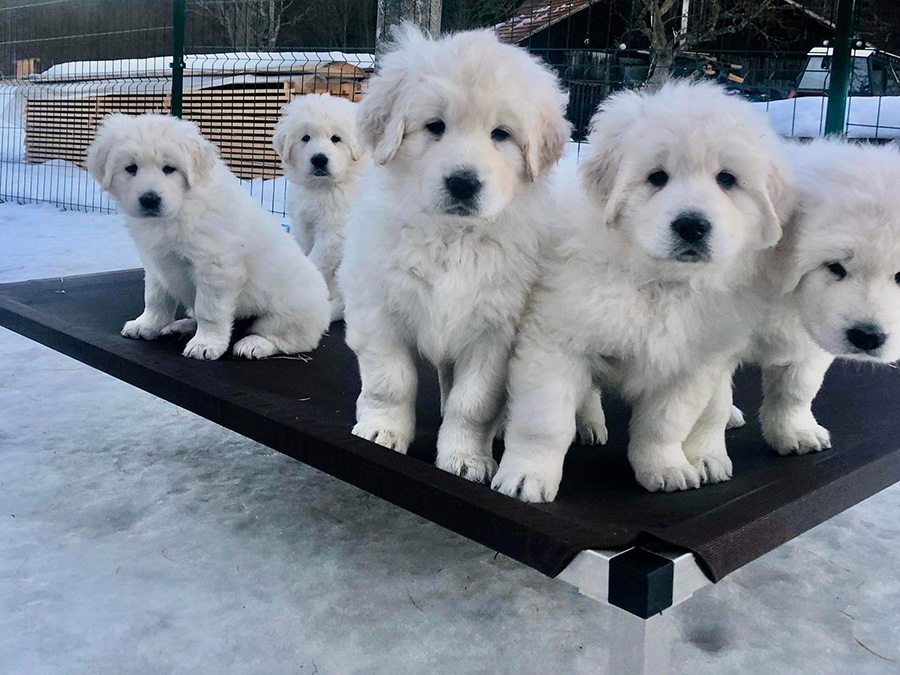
[{"xmin": 22, "ymin": 63, "xmax": 367, "ymax": 180}]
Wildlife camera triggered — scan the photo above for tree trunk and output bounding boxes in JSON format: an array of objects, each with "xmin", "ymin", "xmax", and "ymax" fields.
[
  {"xmin": 376, "ymin": 0, "xmax": 442, "ymax": 43},
  {"xmin": 648, "ymin": 46, "xmax": 674, "ymax": 84}
]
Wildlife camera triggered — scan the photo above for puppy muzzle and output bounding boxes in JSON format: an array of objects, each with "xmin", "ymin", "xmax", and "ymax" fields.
[
  {"xmin": 670, "ymin": 212, "xmax": 712, "ymax": 262},
  {"xmin": 442, "ymin": 168, "xmax": 482, "ymax": 216}
]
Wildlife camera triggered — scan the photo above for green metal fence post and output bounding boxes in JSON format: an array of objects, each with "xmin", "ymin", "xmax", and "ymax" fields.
[
  {"xmin": 824, "ymin": 0, "xmax": 857, "ymax": 136},
  {"xmin": 171, "ymin": 0, "xmax": 186, "ymax": 118}
]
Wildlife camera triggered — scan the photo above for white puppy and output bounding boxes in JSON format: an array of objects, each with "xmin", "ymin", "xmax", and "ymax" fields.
[
  {"xmin": 273, "ymin": 93, "xmax": 368, "ymax": 321},
  {"xmin": 87, "ymin": 113, "xmax": 330, "ymax": 360},
  {"xmin": 338, "ymin": 26, "xmax": 570, "ymax": 482},
  {"xmin": 740, "ymin": 139, "xmax": 900, "ymax": 453},
  {"xmin": 493, "ymin": 82, "xmax": 791, "ymax": 500}
]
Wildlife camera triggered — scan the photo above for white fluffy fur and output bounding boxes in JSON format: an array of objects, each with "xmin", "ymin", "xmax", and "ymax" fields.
[
  {"xmin": 338, "ymin": 26, "xmax": 570, "ymax": 483},
  {"xmin": 493, "ymin": 81, "xmax": 792, "ymax": 500},
  {"xmin": 740, "ymin": 139, "xmax": 900, "ymax": 454},
  {"xmin": 86, "ymin": 113, "xmax": 330, "ymax": 360},
  {"xmin": 273, "ymin": 94, "xmax": 369, "ymax": 321}
]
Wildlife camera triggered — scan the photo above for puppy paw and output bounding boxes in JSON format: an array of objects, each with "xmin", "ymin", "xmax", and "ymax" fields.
[
  {"xmin": 436, "ymin": 452, "xmax": 498, "ymax": 485},
  {"xmin": 159, "ymin": 318, "xmax": 197, "ymax": 340},
  {"xmin": 233, "ymin": 335, "xmax": 278, "ymax": 360},
  {"xmin": 727, "ymin": 405, "xmax": 746, "ymax": 430},
  {"xmin": 121, "ymin": 318, "xmax": 164, "ymax": 340},
  {"xmin": 352, "ymin": 418, "xmax": 413, "ymax": 454},
  {"xmin": 182, "ymin": 336, "xmax": 229, "ymax": 361},
  {"xmin": 691, "ymin": 455, "xmax": 733, "ymax": 485},
  {"xmin": 634, "ymin": 464, "xmax": 702, "ymax": 493},
  {"xmin": 577, "ymin": 417, "xmax": 608, "ymax": 446},
  {"xmin": 492, "ymin": 465, "xmax": 561, "ymax": 503},
  {"xmin": 765, "ymin": 421, "xmax": 832, "ymax": 456}
]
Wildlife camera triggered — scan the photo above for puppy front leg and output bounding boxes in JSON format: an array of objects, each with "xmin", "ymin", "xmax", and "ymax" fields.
[
  {"xmin": 437, "ymin": 362, "xmax": 453, "ymax": 417},
  {"xmin": 761, "ymin": 352, "xmax": 834, "ymax": 455},
  {"xmin": 682, "ymin": 372, "xmax": 735, "ymax": 484},
  {"xmin": 628, "ymin": 369, "xmax": 723, "ymax": 492},
  {"xmin": 492, "ymin": 349, "xmax": 590, "ymax": 502},
  {"xmin": 576, "ymin": 386, "xmax": 608, "ymax": 446},
  {"xmin": 352, "ymin": 335, "xmax": 418, "ymax": 454},
  {"xmin": 122, "ymin": 269, "xmax": 177, "ymax": 340},
  {"xmin": 182, "ymin": 269, "xmax": 238, "ymax": 361},
  {"xmin": 308, "ymin": 234, "xmax": 344, "ymax": 321},
  {"xmin": 435, "ymin": 339, "xmax": 511, "ymax": 484}
]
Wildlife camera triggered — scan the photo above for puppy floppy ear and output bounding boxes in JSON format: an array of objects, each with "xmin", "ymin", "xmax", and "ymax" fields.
[
  {"xmin": 579, "ymin": 90, "xmax": 642, "ymax": 227},
  {"xmin": 751, "ymin": 151, "xmax": 794, "ymax": 249},
  {"xmin": 177, "ymin": 122, "xmax": 219, "ymax": 188},
  {"xmin": 348, "ymin": 134, "xmax": 364, "ymax": 162},
  {"xmin": 272, "ymin": 112, "xmax": 296, "ymax": 166},
  {"xmin": 522, "ymin": 77, "xmax": 571, "ymax": 181},
  {"xmin": 357, "ymin": 24, "xmax": 425, "ymax": 165},
  {"xmin": 87, "ymin": 114, "xmax": 129, "ymax": 190}
]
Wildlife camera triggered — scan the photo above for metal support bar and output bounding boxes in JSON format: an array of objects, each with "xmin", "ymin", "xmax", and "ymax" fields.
[
  {"xmin": 824, "ymin": 0, "xmax": 857, "ymax": 136},
  {"xmin": 608, "ymin": 605, "xmax": 672, "ymax": 675},
  {"xmin": 170, "ymin": 0, "xmax": 186, "ymax": 118},
  {"xmin": 558, "ymin": 545, "xmax": 712, "ymax": 675}
]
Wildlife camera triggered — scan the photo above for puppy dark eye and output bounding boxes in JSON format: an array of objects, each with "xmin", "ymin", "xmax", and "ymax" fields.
[
  {"xmin": 894, "ymin": 271, "xmax": 900, "ymax": 285},
  {"xmin": 125, "ymin": 164, "xmax": 138, "ymax": 175},
  {"xmin": 331, "ymin": 135, "xmax": 341, "ymax": 144},
  {"xmin": 425, "ymin": 119, "xmax": 446, "ymax": 137},
  {"xmin": 162, "ymin": 165, "xmax": 176, "ymax": 175},
  {"xmin": 826, "ymin": 262, "xmax": 848, "ymax": 280},
  {"xmin": 716, "ymin": 171, "xmax": 737, "ymax": 190},
  {"xmin": 301, "ymin": 135, "xmax": 310, "ymax": 143},
  {"xmin": 491, "ymin": 128, "xmax": 510, "ymax": 142},
  {"xmin": 647, "ymin": 170, "xmax": 668, "ymax": 188}
]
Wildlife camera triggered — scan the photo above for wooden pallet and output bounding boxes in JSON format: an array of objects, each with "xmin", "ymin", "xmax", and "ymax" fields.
[{"xmin": 23, "ymin": 66, "xmax": 367, "ymax": 180}]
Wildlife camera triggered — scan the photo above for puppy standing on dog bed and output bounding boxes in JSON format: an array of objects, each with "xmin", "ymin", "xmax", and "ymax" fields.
[
  {"xmin": 735, "ymin": 139, "xmax": 900, "ymax": 454},
  {"xmin": 338, "ymin": 26, "xmax": 570, "ymax": 482},
  {"xmin": 273, "ymin": 93, "xmax": 368, "ymax": 321},
  {"xmin": 87, "ymin": 114, "xmax": 331, "ymax": 361},
  {"xmin": 493, "ymin": 82, "xmax": 792, "ymax": 499}
]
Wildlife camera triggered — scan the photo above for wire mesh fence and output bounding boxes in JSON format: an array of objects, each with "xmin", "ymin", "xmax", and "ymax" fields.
[{"xmin": 1, "ymin": 0, "xmax": 898, "ymax": 216}]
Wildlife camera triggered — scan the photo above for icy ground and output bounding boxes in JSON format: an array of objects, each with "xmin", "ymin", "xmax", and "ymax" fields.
[{"xmin": 1, "ymin": 202, "xmax": 899, "ymax": 674}]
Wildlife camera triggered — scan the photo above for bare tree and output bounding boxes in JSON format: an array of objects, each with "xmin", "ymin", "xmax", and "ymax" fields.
[
  {"xmin": 637, "ymin": 0, "xmax": 788, "ymax": 82},
  {"xmin": 194, "ymin": 0, "xmax": 312, "ymax": 50}
]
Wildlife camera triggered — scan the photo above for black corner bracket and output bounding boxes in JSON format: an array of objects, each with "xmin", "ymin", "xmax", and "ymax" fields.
[{"xmin": 608, "ymin": 548, "xmax": 674, "ymax": 619}]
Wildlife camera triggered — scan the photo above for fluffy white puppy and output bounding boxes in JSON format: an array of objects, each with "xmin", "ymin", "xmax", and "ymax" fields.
[
  {"xmin": 493, "ymin": 81, "xmax": 791, "ymax": 500},
  {"xmin": 273, "ymin": 93, "xmax": 368, "ymax": 321},
  {"xmin": 740, "ymin": 139, "xmax": 900, "ymax": 453},
  {"xmin": 338, "ymin": 26, "xmax": 570, "ymax": 482},
  {"xmin": 86, "ymin": 113, "xmax": 330, "ymax": 360}
]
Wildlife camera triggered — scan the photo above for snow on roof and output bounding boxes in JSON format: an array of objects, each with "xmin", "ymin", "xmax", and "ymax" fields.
[
  {"xmin": 808, "ymin": 46, "xmax": 900, "ymax": 61},
  {"xmin": 30, "ymin": 51, "xmax": 375, "ymax": 82}
]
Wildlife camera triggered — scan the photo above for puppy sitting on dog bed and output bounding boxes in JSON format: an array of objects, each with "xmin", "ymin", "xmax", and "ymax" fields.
[
  {"xmin": 87, "ymin": 114, "xmax": 330, "ymax": 361},
  {"xmin": 274, "ymin": 93, "xmax": 369, "ymax": 322}
]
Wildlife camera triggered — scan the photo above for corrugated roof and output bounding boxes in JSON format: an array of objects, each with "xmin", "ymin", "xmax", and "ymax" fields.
[
  {"xmin": 494, "ymin": 0, "xmax": 833, "ymax": 45},
  {"xmin": 494, "ymin": 0, "xmax": 597, "ymax": 44}
]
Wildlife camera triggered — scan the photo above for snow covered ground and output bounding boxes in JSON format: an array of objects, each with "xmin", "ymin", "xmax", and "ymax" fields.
[{"xmin": 2, "ymin": 202, "xmax": 900, "ymax": 674}]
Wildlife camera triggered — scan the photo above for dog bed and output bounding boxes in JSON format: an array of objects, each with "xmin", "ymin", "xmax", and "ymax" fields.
[{"xmin": 2, "ymin": 269, "xmax": 899, "ymax": 582}]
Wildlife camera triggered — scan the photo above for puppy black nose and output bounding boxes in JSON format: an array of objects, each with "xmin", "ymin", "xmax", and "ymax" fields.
[
  {"xmin": 445, "ymin": 170, "xmax": 482, "ymax": 202},
  {"xmin": 846, "ymin": 324, "xmax": 887, "ymax": 352},
  {"xmin": 139, "ymin": 192, "xmax": 161, "ymax": 211},
  {"xmin": 310, "ymin": 153, "xmax": 328, "ymax": 169},
  {"xmin": 671, "ymin": 213, "xmax": 711, "ymax": 243}
]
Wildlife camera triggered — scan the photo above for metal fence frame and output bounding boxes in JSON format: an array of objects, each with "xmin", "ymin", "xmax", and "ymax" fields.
[{"xmin": 0, "ymin": 0, "xmax": 884, "ymax": 216}]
